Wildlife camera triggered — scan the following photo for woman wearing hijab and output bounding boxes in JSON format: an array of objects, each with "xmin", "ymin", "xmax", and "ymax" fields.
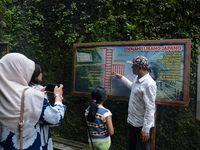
[{"xmin": 0, "ymin": 53, "xmax": 66, "ymax": 150}]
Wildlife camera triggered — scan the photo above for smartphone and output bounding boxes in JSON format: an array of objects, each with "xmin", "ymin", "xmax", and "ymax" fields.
[{"xmin": 45, "ymin": 83, "xmax": 60, "ymax": 93}]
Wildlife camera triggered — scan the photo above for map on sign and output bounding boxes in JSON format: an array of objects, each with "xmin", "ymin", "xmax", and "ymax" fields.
[{"xmin": 72, "ymin": 39, "xmax": 191, "ymax": 106}]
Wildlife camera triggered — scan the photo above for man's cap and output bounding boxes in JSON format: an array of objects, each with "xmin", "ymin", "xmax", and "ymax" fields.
[{"xmin": 127, "ymin": 56, "xmax": 148, "ymax": 68}]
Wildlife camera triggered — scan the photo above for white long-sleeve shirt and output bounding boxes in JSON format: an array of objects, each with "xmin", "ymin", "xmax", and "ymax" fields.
[{"xmin": 121, "ymin": 73, "xmax": 157, "ymax": 133}]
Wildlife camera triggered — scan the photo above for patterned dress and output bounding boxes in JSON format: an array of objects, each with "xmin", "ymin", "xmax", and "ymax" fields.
[
  {"xmin": 0, "ymin": 98, "xmax": 66, "ymax": 150},
  {"xmin": 31, "ymin": 84, "xmax": 48, "ymax": 99}
]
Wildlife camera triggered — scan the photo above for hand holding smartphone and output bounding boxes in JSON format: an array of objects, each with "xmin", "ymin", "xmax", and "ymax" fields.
[{"xmin": 45, "ymin": 83, "xmax": 60, "ymax": 93}]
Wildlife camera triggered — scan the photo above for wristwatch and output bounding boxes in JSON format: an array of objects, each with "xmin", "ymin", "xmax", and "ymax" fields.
[{"xmin": 54, "ymin": 94, "xmax": 63, "ymax": 100}]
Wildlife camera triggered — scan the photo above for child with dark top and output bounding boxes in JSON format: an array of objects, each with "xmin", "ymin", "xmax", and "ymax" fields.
[{"xmin": 85, "ymin": 86, "xmax": 114, "ymax": 150}]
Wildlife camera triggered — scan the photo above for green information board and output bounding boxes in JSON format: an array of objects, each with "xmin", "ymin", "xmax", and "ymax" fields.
[{"xmin": 71, "ymin": 39, "xmax": 191, "ymax": 106}]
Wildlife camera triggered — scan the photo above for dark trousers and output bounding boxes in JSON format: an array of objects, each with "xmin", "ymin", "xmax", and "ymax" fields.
[{"xmin": 127, "ymin": 123, "xmax": 150, "ymax": 150}]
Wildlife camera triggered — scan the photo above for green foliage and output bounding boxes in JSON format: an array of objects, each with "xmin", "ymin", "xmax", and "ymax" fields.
[{"xmin": 1, "ymin": 0, "xmax": 200, "ymax": 149}]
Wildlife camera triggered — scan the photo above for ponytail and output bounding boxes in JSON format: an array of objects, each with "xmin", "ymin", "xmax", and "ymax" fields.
[
  {"xmin": 87, "ymin": 102, "xmax": 98, "ymax": 122},
  {"xmin": 87, "ymin": 86, "xmax": 107, "ymax": 122}
]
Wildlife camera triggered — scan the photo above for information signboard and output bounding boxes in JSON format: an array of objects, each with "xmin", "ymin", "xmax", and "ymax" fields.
[
  {"xmin": 0, "ymin": 42, "xmax": 9, "ymax": 59},
  {"xmin": 71, "ymin": 39, "xmax": 191, "ymax": 106}
]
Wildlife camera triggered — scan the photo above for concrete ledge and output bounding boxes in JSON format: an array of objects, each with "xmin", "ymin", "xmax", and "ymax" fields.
[{"xmin": 52, "ymin": 137, "xmax": 89, "ymax": 150}]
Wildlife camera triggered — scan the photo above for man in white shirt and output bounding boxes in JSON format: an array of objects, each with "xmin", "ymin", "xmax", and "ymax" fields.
[{"xmin": 113, "ymin": 56, "xmax": 157, "ymax": 150}]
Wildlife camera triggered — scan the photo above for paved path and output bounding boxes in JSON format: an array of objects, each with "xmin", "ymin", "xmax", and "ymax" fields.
[{"xmin": 53, "ymin": 137, "xmax": 89, "ymax": 150}]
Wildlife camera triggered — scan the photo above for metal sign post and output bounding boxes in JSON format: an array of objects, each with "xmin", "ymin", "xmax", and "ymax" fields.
[
  {"xmin": 0, "ymin": 42, "xmax": 10, "ymax": 58},
  {"xmin": 197, "ymin": 46, "xmax": 200, "ymax": 121}
]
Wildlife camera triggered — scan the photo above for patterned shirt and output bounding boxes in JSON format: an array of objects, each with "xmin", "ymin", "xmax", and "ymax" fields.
[
  {"xmin": 85, "ymin": 104, "xmax": 112, "ymax": 142},
  {"xmin": 121, "ymin": 73, "xmax": 157, "ymax": 133},
  {"xmin": 0, "ymin": 98, "xmax": 66, "ymax": 150},
  {"xmin": 32, "ymin": 84, "xmax": 48, "ymax": 99}
]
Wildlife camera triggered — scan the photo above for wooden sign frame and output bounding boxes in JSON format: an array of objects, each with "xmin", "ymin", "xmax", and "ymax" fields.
[
  {"xmin": 71, "ymin": 39, "xmax": 191, "ymax": 106},
  {"xmin": 0, "ymin": 42, "xmax": 10, "ymax": 59}
]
